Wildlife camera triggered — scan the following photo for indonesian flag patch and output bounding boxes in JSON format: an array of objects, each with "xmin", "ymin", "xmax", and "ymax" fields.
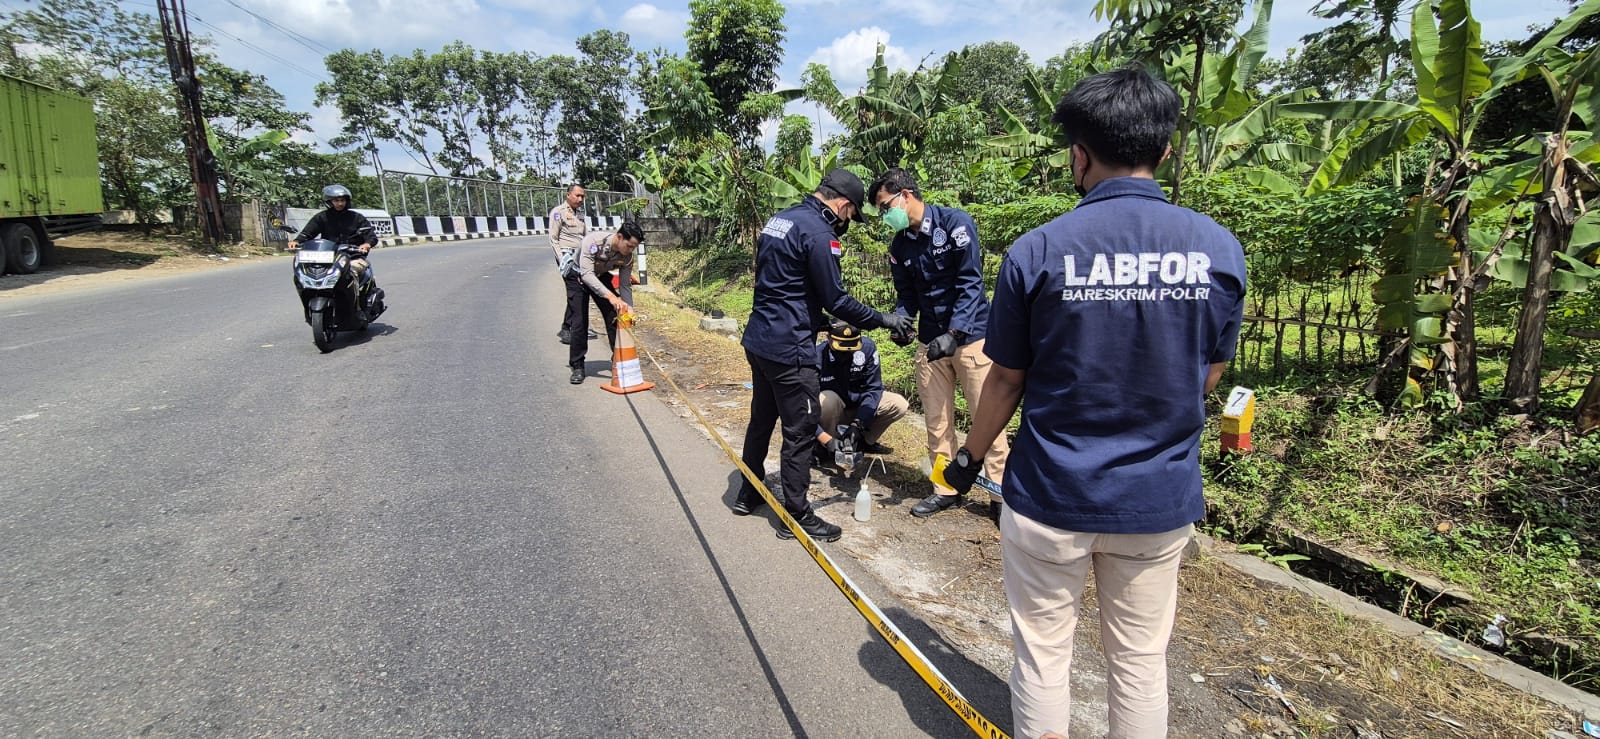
[{"xmin": 830, "ymin": 240, "xmax": 842, "ymax": 256}]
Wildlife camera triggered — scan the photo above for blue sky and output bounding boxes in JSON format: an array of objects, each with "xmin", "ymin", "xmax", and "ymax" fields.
[{"xmin": 169, "ymin": 0, "xmax": 1573, "ymax": 168}]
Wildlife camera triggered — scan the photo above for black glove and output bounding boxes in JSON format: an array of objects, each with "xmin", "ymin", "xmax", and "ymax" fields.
[
  {"xmin": 838, "ymin": 422, "xmax": 863, "ymax": 452},
  {"xmin": 926, "ymin": 331, "xmax": 960, "ymax": 361},
  {"xmin": 941, "ymin": 448, "xmax": 982, "ymax": 495},
  {"xmin": 889, "ymin": 329, "xmax": 914, "ymax": 346},
  {"xmin": 879, "ymin": 311, "xmax": 915, "ymax": 338}
]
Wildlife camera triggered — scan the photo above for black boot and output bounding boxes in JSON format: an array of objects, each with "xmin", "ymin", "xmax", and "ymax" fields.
[
  {"xmin": 777, "ymin": 509, "xmax": 841, "ymax": 542},
  {"xmin": 732, "ymin": 491, "xmax": 766, "ymax": 516}
]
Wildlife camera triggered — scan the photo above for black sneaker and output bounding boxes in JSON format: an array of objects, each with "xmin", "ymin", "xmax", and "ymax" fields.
[
  {"xmin": 861, "ymin": 441, "xmax": 893, "ymax": 455},
  {"xmin": 910, "ymin": 491, "xmax": 965, "ymax": 518},
  {"xmin": 558, "ymin": 329, "xmax": 571, "ymax": 344},
  {"xmin": 570, "ymin": 367, "xmax": 584, "ymax": 384},
  {"xmin": 731, "ymin": 492, "xmax": 765, "ymax": 516},
  {"xmin": 586, "ymin": 328, "xmax": 599, "ymax": 339},
  {"xmin": 776, "ymin": 510, "xmax": 842, "ymax": 542}
]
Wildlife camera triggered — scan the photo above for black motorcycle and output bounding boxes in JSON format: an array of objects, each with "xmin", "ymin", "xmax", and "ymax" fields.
[{"xmin": 287, "ymin": 226, "xmax": 385, "ymax": 352}]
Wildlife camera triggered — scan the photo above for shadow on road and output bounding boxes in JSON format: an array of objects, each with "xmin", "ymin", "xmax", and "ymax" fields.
[
  {"xmin": 857, "ymin": 614, "xmax": 1015, "ymax": 738},
  {"xmin": 621, "ymin": 394, "xmax": 807, "ymax": 736},
  {"xmin": 660, "ymin": 407, "xmax": 1016, "ymax": 738}
]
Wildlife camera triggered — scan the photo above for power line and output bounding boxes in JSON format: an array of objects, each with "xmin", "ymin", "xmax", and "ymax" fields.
[
  {"xmin": 219, "ymin": 0, "xmax": 338, "ymax": 58},
  {"xmin": 182, "ymin": 15, "xmax": 331, "ymax": 84},
  {"xmin": 115, "ymin": 0, "xmax": 329, "ymax": 82}
]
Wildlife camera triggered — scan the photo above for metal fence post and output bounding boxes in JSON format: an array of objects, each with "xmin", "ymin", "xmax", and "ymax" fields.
[
  {"xmin": 399, "ymin": 176, "xmax": 408, "ymax": 214},
  {"xmin": 446, "ymin": 179, "xmax": 454, "ymax": 214},
  {"xmin": 424, "ymin": 178, "xmax": 432, "ymax": 213},
  {"xmin": 498, "ymin": 184, "xmax": 506, "ymax": 217}
]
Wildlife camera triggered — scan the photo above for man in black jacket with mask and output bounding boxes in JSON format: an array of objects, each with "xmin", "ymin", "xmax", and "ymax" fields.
[{"xmin": 732, "ymin": 169, "xmax": 915, "ymax": 542}]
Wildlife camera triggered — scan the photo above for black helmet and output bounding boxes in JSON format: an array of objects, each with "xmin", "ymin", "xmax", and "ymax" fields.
[{"xmin": 322, "ymin": 184, "xmax": 352, "ymax": 207}]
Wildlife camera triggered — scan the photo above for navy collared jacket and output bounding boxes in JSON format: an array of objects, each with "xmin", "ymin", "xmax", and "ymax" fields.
[
  {"xmin": 816, "ymin": 336, "xmax": 884, "ymax": 428},
  {"xmin": 888, "ymin": 204, "xmax": 990, "ymax": 345},
  {"xmin": 742, "ymin": 197, "xmax": 882, "ymax": 366}
]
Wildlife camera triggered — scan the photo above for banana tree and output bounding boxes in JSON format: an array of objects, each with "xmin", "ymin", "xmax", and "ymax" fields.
[
  {"xmin": 797, "ymin": 45, "xmax": 963, "ymax": 173},
  {"xmin": 746, "ymin": 144, "xmax": 866, "ymax": 215},
  {"xmin": 1282, "ymin": 0, "xmax": 1600, "ymax": 404},
  {"xmin": 205, "ymin": 128, "xmax": 291, "ymax": 202},
  {"xmin": 998, "ymin": 0, "xmax": 1313, "ymax": 194},
  {"xmin": 980, "ymin": 66, "xmax": 1077, "ymax": 186},
  {"xmin": 1497, "ymin": 47, "xmax": 1600, "ymax": 412},
  {"xmin": 1093, "ymin": 0, "xmax": 1250, "ymax": 203},
  {"xmin": 1370, "ymin": 197, "xmax": 1457, "ymax": 407}
]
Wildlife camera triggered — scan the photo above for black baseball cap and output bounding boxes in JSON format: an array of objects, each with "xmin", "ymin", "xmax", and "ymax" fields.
[{"xmin": 818, "ymin": 168, "xmax": 867, "ymax": 223}]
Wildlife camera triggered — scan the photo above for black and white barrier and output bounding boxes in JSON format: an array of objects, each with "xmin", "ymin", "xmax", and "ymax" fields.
[
  {"xmin": 389, "ymin": 214, "xmax": 624, "ymax": 237},
  {"xmin": 283, "ymin": 207, "xmax": 397, "ymax": 238}
]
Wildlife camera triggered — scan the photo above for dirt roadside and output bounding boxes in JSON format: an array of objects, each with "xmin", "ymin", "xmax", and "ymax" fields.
[
  {"xmin": 624, "ymin": 287, "xmax": 1585, "ymax": 739},
  {"xmin": 0, "ymin": 232, "xmax": 283, "ymax": 300},
  {"xmin": 9, "ymin": 239, "xmax": 1586, "ymax": 737}
]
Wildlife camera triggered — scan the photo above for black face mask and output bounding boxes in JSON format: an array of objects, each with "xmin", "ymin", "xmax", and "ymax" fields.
[
  {"xmin": 820, "ymin": 202, "xmax": 850, "ymax": 237},
  {"xmin": 1072, "ymin": 155, "xmax": 1090, "ymax": 197}
]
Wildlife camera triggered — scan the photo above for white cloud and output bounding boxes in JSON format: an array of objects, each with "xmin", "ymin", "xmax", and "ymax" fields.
[
  {"xmin": 479, "ymin": 0, "xmax": 584, "ymax": 24},
  {"xmin": 297, "ymin": 104, "xmax": 347, "ymax": 146},
  {"xmin": 806, "ymin": 27, "xmax": 915, "ymax": 88},
  {"xmin": 238, "ymin": 0, "xmax": 491, "ymax": 47},
  {"xmin": 896, "ymin": 0, "xmax": 950, "ymax": 26},
  {"xmin": 784, "ymin": 0, "xmax": 948, "ymax": 25},
  {"xmin": 617, "ymin": 4, "xmax": 690, "ymax": 43}
]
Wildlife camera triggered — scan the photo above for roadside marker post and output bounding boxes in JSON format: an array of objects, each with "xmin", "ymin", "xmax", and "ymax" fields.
[{"xmin": 1221, "ymin": 386, "xmax": 1256, "ymax": 457}]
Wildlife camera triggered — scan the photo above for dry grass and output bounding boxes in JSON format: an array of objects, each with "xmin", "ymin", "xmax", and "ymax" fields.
[{"xmin": 1178, "ymin": 552, "xmax": 1572, "ymax": 737}]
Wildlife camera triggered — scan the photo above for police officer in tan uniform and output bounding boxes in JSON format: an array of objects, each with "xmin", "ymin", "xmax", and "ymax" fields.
[
  {"xmin": 549, "ymin": 184, "xmax": 593, "ymax": 345},
  {"xmin": 568, "ymin": 221, "xmax": 645, "ymax": 384}
]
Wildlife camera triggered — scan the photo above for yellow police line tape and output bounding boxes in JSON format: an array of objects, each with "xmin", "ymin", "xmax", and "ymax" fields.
[{"xmin": 630, "ymin": 332, "xmax": 1010, "ymax": 739}]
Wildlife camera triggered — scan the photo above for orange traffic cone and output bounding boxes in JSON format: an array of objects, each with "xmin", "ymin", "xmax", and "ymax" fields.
[{"xmin": 602, "ymin": 314, "xmax": 654, "ymax": 395}]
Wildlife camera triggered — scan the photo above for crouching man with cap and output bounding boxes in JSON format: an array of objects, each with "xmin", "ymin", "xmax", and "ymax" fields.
[
  {"xmin": 733, "ymin": 169, "xmax": 916, "ymax": 542},
  {"xmin": 813, "ymin": 323, "xmax": 909, "ymax": 468}
]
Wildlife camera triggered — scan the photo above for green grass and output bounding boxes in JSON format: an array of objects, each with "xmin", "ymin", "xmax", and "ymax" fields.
[{"xmin": 1201, "ymin": 386, "xmax": 1600, "ymax": 687}]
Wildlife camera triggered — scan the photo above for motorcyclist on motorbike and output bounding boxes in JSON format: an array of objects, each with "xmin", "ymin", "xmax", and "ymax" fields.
[{"xmin": 289, "ymin": 185, "xmax": 382, "ymax": 307}]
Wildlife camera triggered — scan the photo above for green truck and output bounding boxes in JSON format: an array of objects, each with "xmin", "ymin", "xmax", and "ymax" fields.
[{"xmin": 0, "ymin": 74, "xmax": 104, "ymax": 275}]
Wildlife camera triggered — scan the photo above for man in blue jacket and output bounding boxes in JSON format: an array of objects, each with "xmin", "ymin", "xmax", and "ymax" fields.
[
  {"xmin": 734, "ymin": 169, "xmax": 914, "ymax": 542},
  {"xmin": 867, "ymin": 168, "xmax": 1010, "ymax": 517},
  {"xmin": 939, "ymin": 68, "xmax": 1247, "ymax": 737},
  {"xmin": 813, "ymin": 323, "xmax": 909, "ymax": 466}
]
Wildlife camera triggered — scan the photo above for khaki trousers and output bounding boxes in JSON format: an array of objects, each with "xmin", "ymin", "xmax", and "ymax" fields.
[
  {"xmin": 916, "ymin": 338, "xmax": 1010, "ymax": 482},
  {"xmin": 1000, "ymin": 506, "xmax": 1191, "ymax": 739},
  {"xmin": 818, "ymin": 390, "xmax": 909, "ymax": 443}
]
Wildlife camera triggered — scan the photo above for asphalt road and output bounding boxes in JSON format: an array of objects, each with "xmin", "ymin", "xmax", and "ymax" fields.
[{"xmin": 0, "ymin": 237, "xmax": 1010, "ymax": 737}]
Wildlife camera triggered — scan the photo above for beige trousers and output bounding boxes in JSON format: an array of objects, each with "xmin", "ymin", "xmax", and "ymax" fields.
[
  {"xmin": 916, "ymin": 338, "xmax": 1010, "ymax": 482},
  {"xmin": 819, "ymin": 390, "xmax": 909, "ymax": 443},
  {"xmin": 1000, "ymin": 506, "xmax": 1192, "ymax": 739}
]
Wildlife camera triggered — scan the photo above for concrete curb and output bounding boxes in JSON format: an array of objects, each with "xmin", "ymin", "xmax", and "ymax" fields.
[
  {"xmin": 1192, "ymin": 533, "xmax": 1600, "ymax": 720},
  {"xmin": 379, "ymin": 229, "xmax": 546, "ymax": 247}
]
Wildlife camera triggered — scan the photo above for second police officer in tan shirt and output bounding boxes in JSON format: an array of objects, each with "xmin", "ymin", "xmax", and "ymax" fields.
[{"xmin": 549, "ymin": 184, "xmax": 592, "ymax": 345}]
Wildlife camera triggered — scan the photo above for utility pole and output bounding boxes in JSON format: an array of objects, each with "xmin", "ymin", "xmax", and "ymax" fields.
[{"xmin": 156, "ymin": 0, "xmax": 226, "ymax": 244}]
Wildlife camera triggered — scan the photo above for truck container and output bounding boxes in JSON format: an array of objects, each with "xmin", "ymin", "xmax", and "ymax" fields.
[{"xmin": 0, "ymin": 74, "xmax": 104, "ymax": 274}]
